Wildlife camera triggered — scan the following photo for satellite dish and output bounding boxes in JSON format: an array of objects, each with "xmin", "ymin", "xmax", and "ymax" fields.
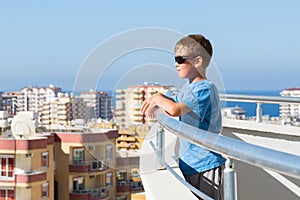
[{"xmin": 11, "ymin": 113, "xmax": 36, "ymax": 139}]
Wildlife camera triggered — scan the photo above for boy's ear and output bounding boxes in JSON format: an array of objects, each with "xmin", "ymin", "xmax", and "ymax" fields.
[{"xmin": 195, "ymin": 56, "xmax": 203, "ymax": 67}]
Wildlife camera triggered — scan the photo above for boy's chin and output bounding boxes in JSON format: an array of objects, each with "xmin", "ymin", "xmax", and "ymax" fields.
[{"xmin": 177, "ymin": 74, "xmax": 186, "ymax": 79}]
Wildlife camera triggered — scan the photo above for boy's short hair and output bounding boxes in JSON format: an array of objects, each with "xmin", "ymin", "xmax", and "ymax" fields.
[{"xmin": 174, "ymin": 34, "xmax": 213, "ymax": 68}]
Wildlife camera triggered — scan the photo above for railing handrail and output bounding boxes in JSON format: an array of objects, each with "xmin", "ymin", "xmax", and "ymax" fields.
[
  {"xmin": 155, "ymin": 110, "xmax": 300, "ymax": 179},
  {"xmin": 219, "ymin": 93, "xmax": 300, "ymax": 104},
  {"xmin": 69, "ymin": 159, "xmax": 107, "ymax": 165}
]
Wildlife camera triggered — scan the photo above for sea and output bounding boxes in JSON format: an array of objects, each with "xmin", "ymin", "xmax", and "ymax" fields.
[{"xmin": 224, "ymin": 90, "xmax": 281, "ymax": 117}]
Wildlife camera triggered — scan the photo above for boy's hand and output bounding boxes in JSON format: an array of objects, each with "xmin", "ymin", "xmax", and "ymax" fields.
[{"xmin": 140, "ymin": 93, "xmax": 161, "ymax": 118}]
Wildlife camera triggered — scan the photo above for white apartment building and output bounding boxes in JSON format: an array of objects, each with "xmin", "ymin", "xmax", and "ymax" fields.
[
  {"xmin": 115, "ymin": 82, "xmax": 175, "ymax": 128},
  {"xmin": 0, "ymin": 92, "xmax": 3, "ymax": 111},
  {"xmin": 2, "ymin": 92, "xmax": 19, "ymax": 115},
  {"xmin": 0, "ymin": 111, "xmax": 9, "ymax": 134},
  {"xmin": 40, "ymin": 94, "xmax": 72, "ymax": 127},
  {"xmin": 17, "ymin": 84, "xmax": 61, "ymax": 116},
  {"xmin": 280, "ymin": 87, "xmax": 300, "ymax": 125}
]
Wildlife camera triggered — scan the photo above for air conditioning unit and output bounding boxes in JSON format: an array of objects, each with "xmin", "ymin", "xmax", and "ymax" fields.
[
  {"xmin": 88, "ymin": 145, "xmax": 95, "ymax": 151},
  {"xmin": 26, "ymin": 153, "xmax": 34, "ymax": 157}
]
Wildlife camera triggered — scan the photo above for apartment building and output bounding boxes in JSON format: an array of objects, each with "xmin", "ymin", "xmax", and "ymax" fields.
[
  {"xmin": 116, "ymin": 126, "xmax": 147, "ymax": 151},
  {"xmin": 116, "ymin": 154, "xmax": 144, "ymax": 200},
  {"xmin": 115, "ymin": 82, "xmax": 175, "ymax": 128},
  {"xmin": 40, "ymin": 94, "xmax": 72, "ymax": 127},
  {"xmin": 0, "ymin": 133, "xmax": 55, "ymax": 200},
  {"xmin": 80, "ymin": 91, "xmax": 113, "ymax": 121},
  {"xmin": 2, "ymin": 92, "xmax": 19, "ymax": 116},
  {"xmin": 17, "ymin": 85, "xmax": 61, "ymax": 121},
  {"xmin": 0, "ymin": 92, "xmax": 3, "ymax": 111},
  {"xmin": 0, "ymin": 109, "xmax": 145, "ymax": 200},
  {"xmin": 0, "ymin": 111, "xmax": 9, "ymax": 134},
  {"xmin": 280, "ymin": 87, "xmax": 300, "ymax": 125},
  {"xmin": 54, "ymin": 129, "xmax": 118, "ymax": 200},
  {"xmin": 71, "ymin": 97, "xmax": 89, "ymax": 123}
]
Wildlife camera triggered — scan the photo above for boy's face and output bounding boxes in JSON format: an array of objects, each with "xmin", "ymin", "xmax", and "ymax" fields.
[{"xmin": 175, "ymin": 48, "xmax": 200, "ymax": 82}]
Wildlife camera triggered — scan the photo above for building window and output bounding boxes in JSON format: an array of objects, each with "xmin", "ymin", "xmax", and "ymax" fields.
[
  {"xmin": 106, "ymin": 172, "xmax": 113, "ymax": 186},
  {"xmin": 117, "ymin": 170, "xmax": 127, "ymax": 181},
  {"xmin": 0, "ymin": 188, "xmax": 15, "ymax": 200},
  {"xmin": 0, "ymin": 156, "xmax": 14, "ymax": 178},
  {"xmin": 105, "ymin": 145, "xmax": 113, "ymax": 160},
  {"xmin": 41, "ymin": 152, "xmax": 49, "ymax": 168},
  {"xmin": 73, "ymin": 177, "xmax": 84, "ymax": 191},
  {"xmin": 41, "ymin": 183, "xmax": 49, "ymax": 198},
  {"xmin": 73, "ymin": 148, "xmax": 84, "ymax": 164}
]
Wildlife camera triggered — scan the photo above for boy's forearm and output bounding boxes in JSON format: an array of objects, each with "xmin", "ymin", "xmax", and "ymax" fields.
[
  {"xmin": 152, "ymin": 94, "xmax": 184, "ymax": 117},
  {"xmin": 141, "ymin": 92, "xmax": 190, "ymax": 117}
]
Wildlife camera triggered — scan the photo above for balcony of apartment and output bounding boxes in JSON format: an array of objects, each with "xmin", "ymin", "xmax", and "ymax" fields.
[
  {"xmin": 117, "ymin": 141, "xmax": 138, "ymax": 150},
  {"xmin": 57, "ymin": 105, "xmax": 68, "ymax": 110},
  {"xmin": 42, "ymin": 105, "xmax": 50, "ymax": 110},
  {"xmin": 115, "ymin": 95, "xmax": 125, "ymax": 100},
  {"xmin": 132, "ymin": 106, "xmax": 141, "ymax": 111},
  {"xmin": 133, "ymin": 94, "xmax": 143, "ymax": 100},
  {"xmin": 0, "ymin": 138, "xmax": 48, "ymax": 151},
  {"xmin": 41, "ymin": 119, "xmax": 50, "ymax": 125},
  {"xmin": 57, "ymin": 115, "xmax": 68, "ymax": 120},
  {"xmin": 133, "ymin": 116, "xmax": 143, "ymax": 122},
  {"xmin": 69, "ymin": 187, "xmax": 109, "ymax": 200},
  {"xmin": 69, "ymin": 160, "xmax": 108, "ymax": 173},
  {"xmin": 0, "ymin": 168, "xmax": 47, "ymax": 186},
  {"xmin": 139, "ymin": 94, "xmax": 300, "ymax": 200},
  {"xmin": 117, "ymin": 136, "xmax": 136, "ymax": 143},
  {"xmin": 117, "ymin": 178, "xmax": 144, "ymax": 193},
  {"xmin": 133, "ymin": 112, "xmax": 143, "ymax": 117},
  {"xmin": 133, "ymin": 89, "xmax": 143, "ymax": 94},
  {"xmin": 14, "ymin": 168, "xmax": 47, "ymax": 186},
  {"xmin": 57, "ymin": 110, "xmax": 68, "ymax": 115},
  {"xmin": 42, "ymin": 109, "xmax": 50, "ymax": 115},
  {"xmin": 41, "ymin": 114, "xmax": 50, "ymax": 119}
]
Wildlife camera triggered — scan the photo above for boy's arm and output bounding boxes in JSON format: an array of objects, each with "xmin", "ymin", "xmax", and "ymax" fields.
[{"xmin": 140, "ymin": 92, "xmax": 191, "ymax": 118}]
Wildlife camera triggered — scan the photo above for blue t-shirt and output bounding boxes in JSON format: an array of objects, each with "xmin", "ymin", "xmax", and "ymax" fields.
[{"xmin": 175, "ymin": 80, "xmax": 226, "ymax": 175}]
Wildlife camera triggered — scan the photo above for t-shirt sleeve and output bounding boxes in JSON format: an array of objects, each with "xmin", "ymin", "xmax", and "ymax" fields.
[{"xmin": 183, "ymin": 88, "xmax": 211, "ymax": 121}]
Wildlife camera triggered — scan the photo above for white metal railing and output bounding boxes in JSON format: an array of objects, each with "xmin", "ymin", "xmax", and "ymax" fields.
[
  {"xmin": 14, "ymin": 168, "xmax": 46, "ymax": 175},
  {"xmin": 70, "ymin": 160, "xmax": 108, "ymax": 171},
  {"xmin": 151, "ymin": 108, "xmax": 300, "ymax": 200},
  {"xmin": 71, "ymin": 187, "xmax": 108, "ymax": 198},
  {"xmin": 219, "ymin": 93, "xmax": 300, "ymax": 123}
]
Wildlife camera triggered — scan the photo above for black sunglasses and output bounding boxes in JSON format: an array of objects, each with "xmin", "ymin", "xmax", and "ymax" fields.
[{"xmin": 175, "ymin": 56, "xmax": 197, "ymax": 64}]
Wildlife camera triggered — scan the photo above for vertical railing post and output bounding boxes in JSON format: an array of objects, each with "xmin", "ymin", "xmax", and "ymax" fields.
[
  {"xmin": 156, "ymin": 125, "xmax": 166, "ymax": 170},
  {"xmin": 224, "ymin": 158, "xmax": 237, "ymax": 200},
  {"xmin": 256, "ymin": 102, "xmax": 262, "ymax": 123}
]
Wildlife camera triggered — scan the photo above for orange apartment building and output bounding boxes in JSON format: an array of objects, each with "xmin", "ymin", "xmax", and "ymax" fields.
[
  {"xmin": 0, "ymin": 129, "xmax": 144, "ymax": 200},
  {"xmin": 54, "ymin": 130, "xmax": 118, "ymax": 200},
  {"xmin": 116, "ymin": 155, "xmax": 143, "ymax": 200},
  {"xmin": 0, "ymin": 133, "xmax": 55, "ymax": 200},
  {"xmin": 115, "ymin": 83, "xmax": 176, "ymax": 128}
]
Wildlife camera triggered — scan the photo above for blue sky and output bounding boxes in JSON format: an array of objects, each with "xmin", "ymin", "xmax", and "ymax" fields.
[{"xmin": 1, "ymin": 1, "xmax": 300, "ymax": 92}]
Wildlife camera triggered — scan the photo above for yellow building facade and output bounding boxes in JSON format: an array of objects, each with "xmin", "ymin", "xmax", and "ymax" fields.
[
  {"xmin": 0, "ymin": 129, "xmax": 143, "ymax": 200},
  {"xmin": 54, "ymin": 130, "xmax": 118, "ymax": 200},
  {"xmin": 0, "ymin": 133, "xmax": 54, "ymax": 200}
]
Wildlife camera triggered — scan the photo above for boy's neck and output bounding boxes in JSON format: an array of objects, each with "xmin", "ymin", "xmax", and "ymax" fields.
[{"xmin": 189, "ymin": 76, "xmax": 206, "ymax": 83}]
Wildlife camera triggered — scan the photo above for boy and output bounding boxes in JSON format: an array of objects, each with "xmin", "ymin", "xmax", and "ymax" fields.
[{"xmin": 140, "ymin": 34, "xmax": 226, "ymax": 200}]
